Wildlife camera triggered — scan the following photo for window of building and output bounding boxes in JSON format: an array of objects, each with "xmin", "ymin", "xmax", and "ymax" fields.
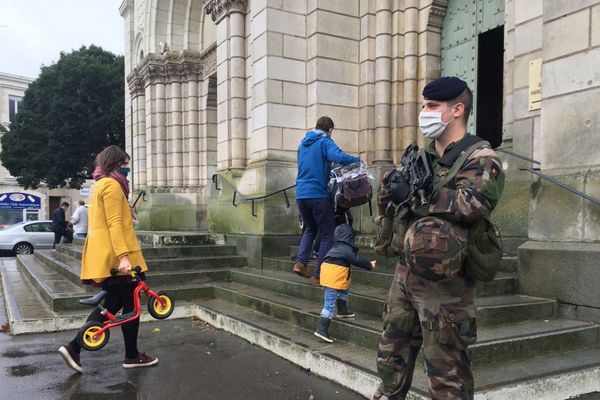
[{"xmin": 8, "ymin": 95, "xmax": 23, "ymax": 122}]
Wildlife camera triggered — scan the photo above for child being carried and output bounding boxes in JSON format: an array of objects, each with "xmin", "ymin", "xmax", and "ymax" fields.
[{"xmin": 314, "ymin": 223, "xmax": 376, "ymax": 343}]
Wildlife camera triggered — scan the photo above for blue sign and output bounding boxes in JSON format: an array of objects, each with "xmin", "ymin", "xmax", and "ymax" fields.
[{"xmin": 0, "ymin": 192, "xmax": 41, "ymax": 209}]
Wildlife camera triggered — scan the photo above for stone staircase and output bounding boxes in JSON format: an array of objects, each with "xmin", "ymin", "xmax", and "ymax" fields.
[
  {"xmin": 2, "ymin": 233, "xmax": 600, "ymax": 398},
  {"xmin": 0, "ymin": 232, "xmax": 244, "ymax": 334}
]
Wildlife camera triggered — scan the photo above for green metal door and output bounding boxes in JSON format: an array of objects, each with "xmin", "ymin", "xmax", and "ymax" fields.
[{"xmin": 441, "ymin": 0, "xmax": 504, "ymax": 133}]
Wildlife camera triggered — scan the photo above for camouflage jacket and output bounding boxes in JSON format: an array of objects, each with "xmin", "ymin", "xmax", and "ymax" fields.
[{"xmin": 413, "ymin": 136, "xmax": 505, "ymax": 223}]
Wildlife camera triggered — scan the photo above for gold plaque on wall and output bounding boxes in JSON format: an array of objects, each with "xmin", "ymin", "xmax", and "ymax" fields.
[{"xmin": 528, "ymin": 58, "xmax": 542, "ymax": 110}]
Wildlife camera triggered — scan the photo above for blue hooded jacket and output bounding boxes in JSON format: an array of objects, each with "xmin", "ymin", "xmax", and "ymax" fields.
[{"xmin": 296, "ymin": 129, "xmax": 361, "ymax": 199}]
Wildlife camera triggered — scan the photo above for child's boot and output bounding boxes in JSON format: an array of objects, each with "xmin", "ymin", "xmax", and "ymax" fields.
[
  {"xmin": 314, "ymin": 317, "xmax": 334, "ymax": 343},
  {"xmin": 336, "ymin": 299, "xmax": 355, "ymax": 318}
]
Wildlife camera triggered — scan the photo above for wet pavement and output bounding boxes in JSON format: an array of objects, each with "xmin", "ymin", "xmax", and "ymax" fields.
[{"xmin": 0, "ymin": 315, "xmax": 365, "ymax": 400}]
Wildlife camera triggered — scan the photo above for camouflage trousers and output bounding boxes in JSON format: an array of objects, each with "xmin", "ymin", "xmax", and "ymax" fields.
[{"xmin": 373, "ymin": 216, "xmax": 477, "ymax": 400}]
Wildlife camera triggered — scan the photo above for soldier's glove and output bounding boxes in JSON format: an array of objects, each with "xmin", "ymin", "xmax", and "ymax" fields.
[{"xmin": 388, "ymin": 170, "xmax": 411, "ymax": 205}]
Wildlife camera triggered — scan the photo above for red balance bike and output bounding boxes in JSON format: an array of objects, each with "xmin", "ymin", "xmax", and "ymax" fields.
[{"xmin": 76, "ymin": 266, "xmax": 174, "ymax": 351}]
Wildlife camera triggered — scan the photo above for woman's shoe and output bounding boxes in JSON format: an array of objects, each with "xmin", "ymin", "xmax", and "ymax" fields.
[
  {"xmin": 123, "ymin": 352, "xmax": 158, "ymax": 369},
  {"xmin": 58, "ymin": 343, "xmax": 82, "ymax": 373}
]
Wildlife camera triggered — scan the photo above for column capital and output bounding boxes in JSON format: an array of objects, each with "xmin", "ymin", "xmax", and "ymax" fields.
[
  {"xmin": 119, "ymin": 0, "xmax": 133, "ymax": 16},
  {"xmin": 204, "ymin": 0, "xmax": 246, "ymax": 24},
  {"xmin": 428, "ymin": 0, "xmax": 448, "ymax": 29}
]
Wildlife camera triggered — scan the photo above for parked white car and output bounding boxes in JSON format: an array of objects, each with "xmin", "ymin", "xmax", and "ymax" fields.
[{"xmin": 0, "ymin": 220, "xmax": 56, "ymax": 255}]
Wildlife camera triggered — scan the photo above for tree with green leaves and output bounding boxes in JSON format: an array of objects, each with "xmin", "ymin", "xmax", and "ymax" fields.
[{"xmin": 1, "ymin": 45, "xmax": 125, "ymax": 189}]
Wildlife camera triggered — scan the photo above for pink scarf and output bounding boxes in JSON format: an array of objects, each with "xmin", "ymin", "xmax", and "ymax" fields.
[{"xmin": 92, "ymin": 166, "xmax": 130, "ymax": 199}]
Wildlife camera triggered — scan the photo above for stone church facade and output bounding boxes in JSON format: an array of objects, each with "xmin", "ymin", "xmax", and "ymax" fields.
[{"xmin": 120, "ymin": 0, "xmax": 600, "ymax": 314}]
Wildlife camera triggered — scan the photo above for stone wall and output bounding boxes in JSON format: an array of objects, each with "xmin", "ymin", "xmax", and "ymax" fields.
[{"xmin": 529, "ymin": 0, "xmax": 600, "ymax": 242}]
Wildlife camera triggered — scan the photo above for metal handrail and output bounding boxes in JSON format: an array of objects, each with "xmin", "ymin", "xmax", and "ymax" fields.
[
  {"xmin": 497, "ymin": 148, "xmax": 600, "ymax": 207},
  {"xmin": 212, "ymin": 174, "xmax": 296, "ymax": 217},
  {"xmin": 131, "ymin": 190, "xmax": 146, "ymax": 209},
  {"xmin": 496, "ymin": 148, "xmax": 541, "ymax": 166},
  {"xmin": 521, "ymin": 167, "xmax": 600, "ymax": 207}
]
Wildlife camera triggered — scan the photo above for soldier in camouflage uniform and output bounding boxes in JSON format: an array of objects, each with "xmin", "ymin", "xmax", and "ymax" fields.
[{"xmin": 372, "ymin": 77, "xmax": 505, "ymax": 400}]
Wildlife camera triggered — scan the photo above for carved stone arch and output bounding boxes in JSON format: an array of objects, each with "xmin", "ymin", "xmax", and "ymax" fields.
[
  {"xmin": 149, "ymin": 0, "xmax": 170, "ymax": 53},
  {"xmin": 184, "ymin": 0, "xmax": 203, "ymax": 51},
  {"xmin": 134, "ymin": 32, "xmax": 145, "ymax": 63},
  {"xmin": 168, "ymin": 0, "xmax": 188, "ymax": 50},
  {"xmin": 199, "ymin": 2, "xmax": 216, "ymax": 50}
]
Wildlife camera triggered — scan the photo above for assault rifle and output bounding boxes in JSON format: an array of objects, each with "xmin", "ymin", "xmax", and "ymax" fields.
[
  {"xmin": 383, "ymin": 143, "xmax": 434, "ymax": 218},
  {"xmin": 401, "ymin": 143, "xmax": 434, "ymax": 208}
]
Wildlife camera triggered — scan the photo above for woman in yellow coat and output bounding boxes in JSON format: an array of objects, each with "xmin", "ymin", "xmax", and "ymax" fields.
[{"xmin": 59, "ymin": 145, "xmax": 156, "ymax": 373}]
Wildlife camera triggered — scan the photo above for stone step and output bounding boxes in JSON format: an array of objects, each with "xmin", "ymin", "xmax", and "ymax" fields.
[
  {"xmin": 45, "ymin": 247, "xmax": 246, "ymax": 272},
  {"xmin": 230, "ymin": 268, "xmax": 555, "ymax": 327},
  {"xmin": 35, "ymin": 250, "xmax": 233, "ymax": 289},
  {"xmin": 136, "ymin": 231, "xmax": 225, "ymax": 246},
  {"xmin": 57, "ymin": 243, "xmax": 239, "ymax": 260},
  {"xmin": 194, "ymin": 296, "xmax": 600, "ymax": 399},
  {"xmin": 16, "ymin": 255, "xmax": 89, "ymax": 311},
  {"xmin": 16, "ymin": 254, "xmax": 215, "ymax": 312},
  {"xmin": 287, "ymin": 247, "xmax": 518, "ymax": 273},
  {"xmin": 1, "ymin": 261, "xmax": 56, "ymax": 322},
  {"xmin": 211, "ymin": 280, "xmax": 599, "ymax": 366},
  {"xmin": 264, "ymin": 256, "xmax": 518, "ymax": 297},
  {"xmin": 1, "ymin": 259, "xmax": 200, "ymax": 335}
]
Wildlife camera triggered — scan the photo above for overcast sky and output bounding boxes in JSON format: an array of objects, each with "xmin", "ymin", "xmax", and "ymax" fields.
[{"xmin": 0, "ymin": 0, "xmax": 124, "ymax": 79}]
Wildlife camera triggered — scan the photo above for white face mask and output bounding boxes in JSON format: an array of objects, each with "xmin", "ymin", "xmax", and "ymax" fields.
[{"xmin": 418, "ymin": 107, "xmax": 456, "ymax": 140}]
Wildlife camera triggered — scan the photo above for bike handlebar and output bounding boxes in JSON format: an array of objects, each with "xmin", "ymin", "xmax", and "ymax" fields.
[{"xmin": 110, "ymin": 266, "xmax": 142, "ymax": 276}]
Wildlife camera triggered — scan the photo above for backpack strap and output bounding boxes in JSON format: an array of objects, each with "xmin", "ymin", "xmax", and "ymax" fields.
[{"xmin": 434, "ymin": 136, "xmax": 490, "ymax": 191}]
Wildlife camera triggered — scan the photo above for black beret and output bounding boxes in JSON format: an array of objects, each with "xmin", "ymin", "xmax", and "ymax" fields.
[{"xmin": 422, "ymin": 77, "xmax": 468, "ymax": 101}]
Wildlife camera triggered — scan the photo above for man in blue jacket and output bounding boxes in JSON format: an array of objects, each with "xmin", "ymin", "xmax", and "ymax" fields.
[{"xmin": 293, "ymin": 116, "xmax": 361, "ymax": 284}]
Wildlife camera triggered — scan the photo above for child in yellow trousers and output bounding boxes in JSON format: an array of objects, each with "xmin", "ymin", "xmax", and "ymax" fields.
[{"xmin": 314, "ymin": 223, "xmax": 376, "ymax": 343}]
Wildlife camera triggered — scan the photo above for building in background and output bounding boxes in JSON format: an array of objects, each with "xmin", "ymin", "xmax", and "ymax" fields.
[
  {"xmin": 121, "ymin": 0, "xmax": 600, "ymax": 320},
  {"xmin": 0, "ymin": 72, "xmax": 90, "ymax": 224}
]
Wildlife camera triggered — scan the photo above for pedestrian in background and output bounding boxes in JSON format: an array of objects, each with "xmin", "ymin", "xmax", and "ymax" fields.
[
  {"xmin": 52, "ymin": 201, "xmax": 72, "ymax": 244},
  {"xmin": 71, "ymin": 200, "xmax": 88, "ymax": 239},
  {"xmin": 293, "ymin": 116, "xmax": 361, "ymax": 285},
  {"xmin": 314, "ymin": 223, "xmax": 376, "ymax": 343}
]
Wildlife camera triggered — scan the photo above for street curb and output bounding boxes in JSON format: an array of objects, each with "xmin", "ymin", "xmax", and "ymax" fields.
[
  {"xmin": 475, "ymin": 366, "xmax": 600, "ymax": 400},
  {"xmin": 194, "ymin": 304, "xmax": 428, "ymax": 400},
  {"xmin": 4, "ymin": 297, "xmax": 197, "ymax": 335}
]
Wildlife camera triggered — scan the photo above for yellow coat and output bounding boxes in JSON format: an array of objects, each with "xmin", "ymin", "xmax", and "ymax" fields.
[
  {"xmin": 80, "ymin": 178, "xmax": 147, "ymax": 282},
  {"xmin": 320, "ymin": 262, "xmax": 351, "ymax": 290}
]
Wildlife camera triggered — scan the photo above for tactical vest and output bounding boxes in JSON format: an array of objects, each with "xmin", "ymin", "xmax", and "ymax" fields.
[{"xmin": 375, "ymin": 135, "xmax": 503, "ymax": 281}]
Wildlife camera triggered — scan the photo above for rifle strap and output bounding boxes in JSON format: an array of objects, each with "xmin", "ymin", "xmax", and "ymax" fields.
[{"xmin": 434, "ymin": 136, "xmax": 491, "ymax": 191}]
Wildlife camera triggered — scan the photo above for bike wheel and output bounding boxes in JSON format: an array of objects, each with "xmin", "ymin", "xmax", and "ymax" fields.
[
  {"xmin": 77, "ymin": 321, "xmax": 110, "ymax": 351},
  {"xmin": 147, "ymin": 293, "xmax": 174, "ymax": 320}
]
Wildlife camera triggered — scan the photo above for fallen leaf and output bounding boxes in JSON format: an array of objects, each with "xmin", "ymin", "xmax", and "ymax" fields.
[
  {"xmin": 153, "ymin": 328, "xmax": 161, "ymax": 333},
  {"xmin": 0, "ymin": 323, "xmax": 9, "ymax": 333}
]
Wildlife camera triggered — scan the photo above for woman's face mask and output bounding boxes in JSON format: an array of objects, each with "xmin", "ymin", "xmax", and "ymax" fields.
[
  {"xmin": 120, "ymin": 161, "xmax": 130, "ymax": 177},
  {"xmin": 418, "ymin": 105, "xmax": 458, "ymax": 140}
]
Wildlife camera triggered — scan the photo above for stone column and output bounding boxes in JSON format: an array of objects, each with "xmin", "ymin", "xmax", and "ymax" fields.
[
  {"xmin": 186, "ymin": 76, "xmax": 200, "ymax": 187},
  {"xmin": 167, "ymin": 69, "xmax": 183, "ymax": 187},
  {"xmin": 155, "ymin": 81, "xmax": 168, "ymax": 186},
  {"xmin": 144, "ymin": 82, "xmax": 155, "ymax": 186},
  {"xmin": 128, "ymin": 78, "xmax": 147, "ymax": 189},
  {"xmin": 402, "ymin": 0, "xmax": 420, "ymax": 150},
  {"xmin": 359, "ymin": 1, "xmax": 375, "ymax": 164},
  {"xmin": 206, "ymin": 0, "xmax": 247, "ymax": 172},
  {"xmin": 374, "ymin": 0, "xmax": 393, "ymax": 165}
]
